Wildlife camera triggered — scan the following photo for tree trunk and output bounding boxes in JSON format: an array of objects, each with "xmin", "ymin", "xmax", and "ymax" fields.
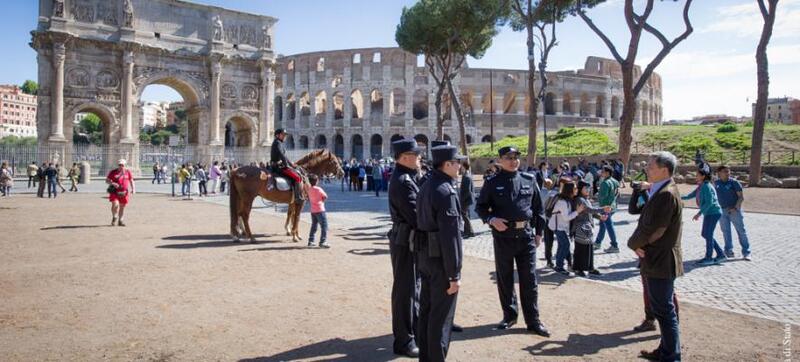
[
  {"xmin": 618, "ymin": 63, "xmax": 636, "ymax": 169},
  {"xmin": 446, "ymin": 78, "xmax": 469, "ymax": 158},
  {"xmin": 750, "ymin": 0, "xmax": 778, "ymax": 187},
  {"xmin": 433, "ymin": 83, "xmax": 445, "ymax": 140},
  {"xmin": 525, "ymin": 24, "xmax": 538, "ymax": 169}
]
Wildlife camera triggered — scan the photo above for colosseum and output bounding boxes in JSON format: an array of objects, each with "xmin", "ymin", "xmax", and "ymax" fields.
[{"xmin": 273, "ymin": 47, "xmax": 663, "ymax": 161}]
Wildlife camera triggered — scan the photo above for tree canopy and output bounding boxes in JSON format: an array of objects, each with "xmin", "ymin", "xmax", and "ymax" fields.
[{"xmin": 20, "ymin": 80, "xmax": 38, "ymax": 95}]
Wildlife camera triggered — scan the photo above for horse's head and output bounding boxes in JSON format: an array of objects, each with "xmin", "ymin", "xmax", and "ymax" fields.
[{"xmin": 297, "ymin": 149, "xmax": 344, "ymax": 178}]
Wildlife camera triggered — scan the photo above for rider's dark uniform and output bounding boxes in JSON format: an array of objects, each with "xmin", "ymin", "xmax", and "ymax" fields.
[{"xmin": 270, "ymin": 129, "xmax": 303, "ymax": 201}]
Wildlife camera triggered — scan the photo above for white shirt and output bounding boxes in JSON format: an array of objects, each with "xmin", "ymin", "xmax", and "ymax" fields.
[{"xmin": 548, "ymin": 198, "xmax": 579, "ymax": 232}]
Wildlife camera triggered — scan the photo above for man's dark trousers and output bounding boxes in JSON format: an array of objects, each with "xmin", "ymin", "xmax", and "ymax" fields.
[
  {"xmin": 493, "ymin": 233, "xmax": 540, "ymax": 326},
  {"xmin": 647, "ymin": 277, "xmax": 681, "ymax": 361},
  {"xmin": 390, "ymin": 242, "xmax": 419, "ymax": 352},
  {"xmin": 47, "ymin": 178, "xmax": 58, "ymax": 198},
  {"xmin": 417, "ymin": 250, "xmax": 457, "ymax": 362}
]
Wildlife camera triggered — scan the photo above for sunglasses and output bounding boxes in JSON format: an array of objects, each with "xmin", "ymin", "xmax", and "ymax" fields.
[{"xmin": 501, "ymin": 155, "xmax": 520, "ymax": 161}]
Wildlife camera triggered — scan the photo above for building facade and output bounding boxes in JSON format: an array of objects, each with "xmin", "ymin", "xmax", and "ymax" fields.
[
  {"xmin": 752, "ymin": 97, "xmax": 798, "ymax": 124},
  {"xmin": 274, "ymin": 48, "xmax": 663, "ymax": 161},
  {"xmin": 139, "ymin": 101, "xmax": 168, "ymax": 130},
  {"xmin": 0, "ymin": 85, "xmax": 38, "ymax": 138}
]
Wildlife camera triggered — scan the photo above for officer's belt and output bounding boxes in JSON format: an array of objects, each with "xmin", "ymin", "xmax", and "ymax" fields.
[{"xmin": 507, "ymin": 221, "xmax": 530, "ymax": 230}]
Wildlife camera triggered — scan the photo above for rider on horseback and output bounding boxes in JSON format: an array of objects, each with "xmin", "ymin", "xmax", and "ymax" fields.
[{"xmin": 270, "ymin": 128, "xmax": 304, "ymax": 202}]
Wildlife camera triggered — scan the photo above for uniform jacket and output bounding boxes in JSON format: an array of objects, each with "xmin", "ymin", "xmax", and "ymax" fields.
[
  {"xmin": 388, "ymin": 164, "xmax": 420, "ymax": 245},
  {"xmin": 459, "ymin": 171, "xmax": 475, "ymax": 207},
  {"xmin": 627, "ymin": 179, "xmax": 684, "ymax": 279},
  {"xmin": 417, "ymin": 169, "xmax": 463, "ymax": 281},
  {"xmin": 270, "ymin": 138, "xmax": 289, "ymax": 167},
  {"xmin": 475, "ymin": 169, "xmax": 546, "ymax": 237}
]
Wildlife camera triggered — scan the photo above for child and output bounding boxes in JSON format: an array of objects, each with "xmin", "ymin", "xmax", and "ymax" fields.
[
  {"xmin": 307, "ymin": 175, "xmax": 329, "ymax": 248},
  {"xmin": 572, "ymin": 180, "xmax": 607, "ymax": 277}
]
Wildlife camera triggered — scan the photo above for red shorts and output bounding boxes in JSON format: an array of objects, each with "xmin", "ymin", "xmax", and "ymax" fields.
[{"xmin": 109, "ymin": 191, "xmax": 130, "ymax": 204}]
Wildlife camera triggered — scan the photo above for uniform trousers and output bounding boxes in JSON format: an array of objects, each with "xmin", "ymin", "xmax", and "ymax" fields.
[
  {"xmin": 389, "ymin": 241, "xmax": 420, "ymax": 352},
  {"xmin": 492, "ymin": 231, "xmax": 541, "ymax": 327},
  {"xmin": 417, "ymin": 248, "xmax": 458, "ymax": 362}
]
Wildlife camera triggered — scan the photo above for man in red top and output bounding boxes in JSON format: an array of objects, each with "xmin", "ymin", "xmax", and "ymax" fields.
[{"xmin": 106, "ymin": 159, "xmax": 136, "ymax": 226}]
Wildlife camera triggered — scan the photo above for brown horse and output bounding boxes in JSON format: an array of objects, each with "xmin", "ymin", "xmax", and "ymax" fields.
[{"xmin": 228, "ymin": 149, "xmax": 343, "ymax": 242}]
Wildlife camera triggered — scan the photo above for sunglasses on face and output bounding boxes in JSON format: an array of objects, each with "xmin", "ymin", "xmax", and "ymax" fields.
[{"xmin": 502, "ymin": 155, "xmax": 519, "ymax": 161}]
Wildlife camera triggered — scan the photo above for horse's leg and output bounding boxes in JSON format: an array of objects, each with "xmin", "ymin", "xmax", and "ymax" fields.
[
  {"xmin": 242, "ymin": 195, "xmax": 256, "ymax": 242},
  {"xmin": 292, "ymin": 202, "xmax": 303, "ymax": 242},
  {"xmin": 285, "ymin": 198, "xmax": 293, "ymax": 236}
]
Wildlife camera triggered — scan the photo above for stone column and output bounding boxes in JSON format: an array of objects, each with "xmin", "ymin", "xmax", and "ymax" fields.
[
  {"xmin": 554, "ymin": 97, "xmax": 563, "ymax": 116},
  {"xmin": 49, "ymin": 42, "xmax": 66, "ymax": 141},
  {"xmin": 209, "ymin": 60, "xmax": 222, "ymax": 145},
  {"xmin": 120, "ymin": 50, "xmax": 135, "ymax": 142},
  {"xmin": 343, "ymin": 132, "xmax": 351, "ymax": 161},
  {"xmin": 516, "ymin": 94, "xmax": 526, "ymax": 115},
  {"xmin": 603, "ymin": 99, "xmax": 612, "ymax": 120},
  {"xmin": 260, "ymin": 62, "xmax": 275, "ymax": 146},
  {"xmin": 325, "ymin": 89, "xmax": 333, "ymax": 129},
  {"xmin": 587, "ymin": 100, "xmax": 597, "ymax": 119},
  {"xmin": 571, "ymin": 99, "xmax": 581, "ymax": 116},
  {"xmin": 635, "ymin": 102, "xmax": 642, "ymax": 125}
]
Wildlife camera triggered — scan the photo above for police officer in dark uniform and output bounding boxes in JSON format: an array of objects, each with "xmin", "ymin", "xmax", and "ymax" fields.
[
  {"xmin": 475, "ymin": 146, "xmax": 551, "ymax": 337},
  {"xmin": 270, "ymin": 128, "xmax": 304, "ymax": 202},
  {"xmin": 416, "ymin": 144, "xmax": 465, "ymax": 361},
  {"xmin": 387, "ymin": 137, "xmax": 423, "ymax": 357}
]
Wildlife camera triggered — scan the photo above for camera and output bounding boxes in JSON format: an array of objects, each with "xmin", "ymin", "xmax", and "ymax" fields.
[{"xmin": 631, "ymin": 181, "xmax": 642, "ymax": 191}]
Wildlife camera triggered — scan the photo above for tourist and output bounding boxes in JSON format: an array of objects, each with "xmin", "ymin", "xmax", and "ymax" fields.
[
  {"xmin": 179, "ymin": 164, "xmax": 191, "ymax": 196},
  {"xmin": 628, "ymin": 178, "xmax": 681, "ymax": 333},
  {"xmin": 459, "ymin": 160, "xmax": 475, "ymax": 238},
  {"xmin": 44, "ymin": 163, "xmax": 59, "ymax": 198},
  {"xmin": 152, "ymin": 162, "xmax": 160, "ymax": 184},
  {"xmin": 548, "ymin": 180, "xmax": 584, "ymax": 275},
  {"xmin": 372, "ymin": 160, "xmax": 383, "ymax": 197},
  {"xmin": 0, "ymin": 162, "xmax": 13, "ymax": 196},
  {"xmin": 541, "ymin": 178, "xmax": 558, "ymax": 268},
  {"xmin": 475, "ymin": 146, "xmax": 551, "ymax": 337},
  {"xmin": 209, "ymin": 161, "xmax": 221, "ymax": 194},
  {"xmin": 195, "ymin": 164, "xmax": 208, "ymax": 196},
  {"xmin": 682, "ymin": 163, "xmax": 726, "ymax": 266},
  {"xmin": 715, "ymin": 165, "xmax": 751, "ymax": 260},
  {"xmin": 220, "ymin": 164, "xmax": 229, "ymax": 194},
  {"xmin": 357, "ymin": 162, "xmax": 366, "ymax": 191},
  {"xmin": 55, "ymin": 164, "xmax": 67, "ymax": 193},
  {"xmin": 348, "ymin": 161, "xmax": 359, "ymax": 191},
  {"xmin": 36, "ymin": 162, "xmax": 46, "ymax": 198},
  {"xmin": 572, "ymin": 180, "xmax": 605, "ymax": 277},
  {"xmin": 68, "ymin": 163, "xmax": 80, "ymax": 192},
  {"xmin": 106, "ymin": 159, "xmax": 135, "ymax": 226},
  {"xmin": 594, "ymin": 165, "xmax": 620, "ymax": 253},
  {"xmin": 535, "ymin": 161, "xmax": 549, "ymax": 189},
  {"xmin": 366, "ymin": 160, "xmax": 374, "ymax": 192},
  {"xmin": 27, "ymin": 161, "xmax": 38, "ymax": 188},
  {"xmin": 627, "ymin": 151, "xmax": 683, "ymax": 361},
  {"xmin": 307, "ymin": 174, "xmax": 329, "ymax": 248}
]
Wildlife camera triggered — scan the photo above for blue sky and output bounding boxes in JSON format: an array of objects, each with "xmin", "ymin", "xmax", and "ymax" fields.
[{"xmin": 1, "ymin": 0, "xmax": 797, "ymax": 120}]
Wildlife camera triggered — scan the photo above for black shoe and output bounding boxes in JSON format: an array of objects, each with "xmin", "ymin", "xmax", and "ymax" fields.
[
  {"xmin": 452, "ymin": 323, "xmax": 463, "ymax": 332},
  {"xmin": 589, "ymin": 269, "xmax": 601, "ymax": 275},
  {"xmin": 393, "ymin": 344, "xmax": 419, "ymax": 358},
  {"xmin": 639, "ymin": 349, "xmax": 661, "ymax": 361},
  {"xmin": 546, "ymin": 261, "xmax": 554, "ymax": 269},
  {"xmin": 633, "ymin": 319, "xmax": 657, "ymax": 332},
  {"xmin": 575, "ymin": 270, "xmax": 587, "ymax": 277},
  {"xmin": 527, "ymin": 322, "xmax": 551, "ymax": 337},
  {"xmin": 496, "ymin": 319, "xmax": 517, "ymax": 330}
]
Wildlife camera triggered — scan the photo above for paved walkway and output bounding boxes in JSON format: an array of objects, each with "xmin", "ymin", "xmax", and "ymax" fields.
[{"xmin": 8, "ymin": 178, "xmax": 799, "ymax": 325}]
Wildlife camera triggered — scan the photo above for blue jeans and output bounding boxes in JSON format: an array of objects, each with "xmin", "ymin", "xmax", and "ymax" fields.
[
  {"xmin": 594, "ymin": 211, "xmax": 617, "ymax": 248},
  {"xmin": 47, "ymin": 178, "xmax": 58, "ymax": 197},
  {"xmin": 374, "ymin": 179, "xmax": 382, "ymax": 197},
  {"xmin": 646, "ymin": 277, "xmax": 681, "ymax": 361},
  {"xmin": 309, "ymin": 212, "xmax": 328, "ymax": 244},
  {"xmin": 719, "ymin": 209, "xmax": 750, "ymax": 255},
  {"xmin": 554, "ymin": 230, "xmax": 571, "ymax": 269},
  {"xmin": 181, "ymin": 180, "xmax": 190, "ymax": 195},
  {"xmin": 701, "ymin": 213, "xmax": 724, "ymax": 260}
]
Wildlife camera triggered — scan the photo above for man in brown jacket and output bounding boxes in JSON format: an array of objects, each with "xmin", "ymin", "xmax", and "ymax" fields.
[{"xmin": 627, "ymin": 151, "xmax": 683, "ymax": 362}]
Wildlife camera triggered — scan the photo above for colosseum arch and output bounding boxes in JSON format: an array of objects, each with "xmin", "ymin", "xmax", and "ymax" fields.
[
  {"xmin": 563, "ymin": 93, "xmax": 573, "ymax": 115},
  {"xmin": 502, "ymin": 91, "xmax": 517, "ymax": 114},
  {"xmin": 299, "ymin": 135, "xmax": 309, "ymax": 149},
  {"xmin": 390, "ymin": 88, "xmax": 406, "ymax": 116},
  {"xmin": 315, "ymin": 134, "xmax": 327, "ymax": 149},
  {"xmin": 413, "ymin": 89, "xmax": 429, "ymax": 120},
  {"xmin": 544, "ymin": 92, "xmax": 556, "ymax": 115},
  {"xmin": 370, "ymin": 134, "xmax": 383, "ymax": 159},
  {"xmin": 332, "ymin": 91, "xmax": 345, "ymax": 120},
  {"xmin": 285, "ymin": 93, "xmax": 296, "ymax": 120},
  {"xmin": 333, "ymin": 134, "xmax": 344, "ymax": 159},
  {"xmin": 314, "ymin": 91, "xmax": 327, "ymax": 117},
  {"xmin": 351, "ymin": 134, "xmax": 364, "ymax": 160},
  {"xmin": 481, "ymin": 91, "xmax": 497, "ymax": 114},
  {"xmin": 481, "ymin": 135, "xmax": 494, "ymax": 143},
  {"xmin": 285, "ymin": 134, "xmax": 295, "ymax": 150},
  {"xmin": 370, "ymin": 89, "xmax": 384, "ymax": 117},
  {"xmin": 595, "ymin": 95, "xmax": 605, "ymax": 118},
  {"xmin": 299, "ymin": 92, "xmax": 311, "ymax": 116},
  {"xmin": 350, "ymin": 89, "xmax": 364, "ymax": 119},
  {"xmin": 580, "ymin": 93, "xmax": 590, "ymax": 117},
  {"xmin": 32, "ymin": 0, "xmax": 277, "ymax": 173}
]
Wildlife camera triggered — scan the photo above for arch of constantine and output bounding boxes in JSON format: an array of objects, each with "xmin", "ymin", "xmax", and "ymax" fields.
[
  {"xmin": 32, "ymin": 0, "xmax": 277, "ymax": 174},
  {"xmin": 274, "ymin": 48, "xmax": 663, "ymax": 161}
]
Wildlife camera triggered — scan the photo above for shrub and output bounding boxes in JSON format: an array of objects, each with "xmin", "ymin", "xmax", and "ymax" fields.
[{"xmin": 717, "ymin": 122, "xmax": 738, "ymax": 133}]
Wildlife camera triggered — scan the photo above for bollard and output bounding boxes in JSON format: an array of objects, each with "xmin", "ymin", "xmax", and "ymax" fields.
[{"xmin": 79, "ymin": 162, "xmax": 91, "ymax": 184}]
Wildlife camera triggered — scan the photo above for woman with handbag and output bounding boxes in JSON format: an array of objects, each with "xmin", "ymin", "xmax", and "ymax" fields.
[
  {"xmin": 106, "ymin": 159, "xmax": 135, "ymax": 226},
  {"xmin": 572, "ymin": 180, "xmax": 606, "ymax": 277}
]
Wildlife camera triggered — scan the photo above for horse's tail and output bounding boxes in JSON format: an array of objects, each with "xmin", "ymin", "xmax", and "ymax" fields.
[{"xmin": 229, "ymin": 169, "xmax": 239, "ymax": 229}]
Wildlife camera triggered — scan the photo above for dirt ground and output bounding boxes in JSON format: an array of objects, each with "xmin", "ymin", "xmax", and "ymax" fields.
[{"xmin": 0, "ymin": 193, "xmax": 797, "ymax": 361}]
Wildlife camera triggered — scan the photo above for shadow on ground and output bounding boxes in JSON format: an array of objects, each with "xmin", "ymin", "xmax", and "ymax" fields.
[
  {"xmin": 41, "ymin": 224, "xmax": 111, "ymax": 230},
  {"xmin": 525, "ymin": 329, "xmax": 659, "ymax": 357}
]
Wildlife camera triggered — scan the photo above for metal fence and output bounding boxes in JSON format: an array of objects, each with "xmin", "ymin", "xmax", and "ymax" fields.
[{"xmin": 0, "ymin": 144, "xmax": 322, "ymax": 177}]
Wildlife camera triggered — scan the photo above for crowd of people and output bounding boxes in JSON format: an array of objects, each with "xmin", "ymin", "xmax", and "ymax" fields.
[{"xmin": 342, "ymin": 158, "xmax": 393, "ymax": 196}]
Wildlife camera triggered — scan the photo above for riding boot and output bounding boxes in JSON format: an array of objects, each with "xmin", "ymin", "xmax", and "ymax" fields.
[{"xmin": 293, "ymin": 183, "xmax": 303, "ymax": 202}]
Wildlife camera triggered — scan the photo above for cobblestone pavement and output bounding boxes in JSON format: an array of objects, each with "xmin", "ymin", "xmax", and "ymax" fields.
[{"xmin": 13, "ymin": 179, "xmax": 799, "ymax": 325}]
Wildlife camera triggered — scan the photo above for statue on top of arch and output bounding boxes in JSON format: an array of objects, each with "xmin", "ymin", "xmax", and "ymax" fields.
[
  {"xmin": 123, "ymin": 0, "xmax": 134, "ymax": 28},
  {"xmin": 212, "ymin": 15, "xmax": 224, "ymax": 42},
  {"xmin": 52, "ymin": 0, "xmax": 64, "ymax": 18}
]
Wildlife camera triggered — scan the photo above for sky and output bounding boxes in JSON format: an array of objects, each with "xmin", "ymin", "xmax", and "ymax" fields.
[{"xmin": 1, "ymin": 0, "xmax": 797, "ymax": 121}]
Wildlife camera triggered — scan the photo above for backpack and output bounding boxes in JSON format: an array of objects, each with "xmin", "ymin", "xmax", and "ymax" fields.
[{"xmin": 544, "ymin": 194, "xmax": 561, "ymax": 219}]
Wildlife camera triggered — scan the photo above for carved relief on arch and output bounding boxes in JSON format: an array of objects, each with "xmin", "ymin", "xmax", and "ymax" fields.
[
  {"xmin": 221, "ymin": 83, "xmax": 237, "ymax": 99},
  {"xmin": 67, "ymin": 67, "xmax": 90, "ymax": 88},
  {"xmin": 96, "ymin": 69, "xmax": 119, "ymax": 89},
  {"xmin": 71, "ymin": 1, "xmax": 95, "ymax": 23},
  {"xmin": 241, "ymin": 85, "xmax": 257, "ymax": 101},
  {"xmin": 97, "ymin": 2, "xmax": 118, "ymax": 26}
]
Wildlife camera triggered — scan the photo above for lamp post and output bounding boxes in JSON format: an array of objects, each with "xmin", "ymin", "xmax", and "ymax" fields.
[{"xmin": 489, "ymin": 68, "xmax": 494, "ymax": 152}]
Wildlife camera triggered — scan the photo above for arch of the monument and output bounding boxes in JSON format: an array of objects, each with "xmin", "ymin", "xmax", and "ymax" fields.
[
  {"xmin": 32, "ymin": 0, "xmax": 278, "ymax": 174},
  {"xmin": 223, "ymin": 112, "xmax": 257, "ymax": 148}
]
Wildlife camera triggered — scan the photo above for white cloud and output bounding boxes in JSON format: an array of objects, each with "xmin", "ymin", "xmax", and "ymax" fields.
[{"xmin": 701, "ymin": 0, "xmax": 800, "ymax": 39}]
